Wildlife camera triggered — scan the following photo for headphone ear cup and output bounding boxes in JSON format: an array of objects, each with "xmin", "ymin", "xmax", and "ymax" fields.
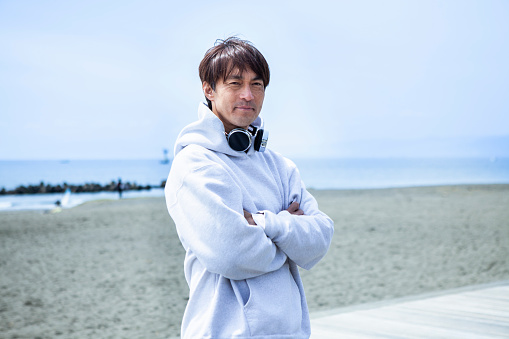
[
  {"xmin": 227, "ymin": 129, "xmax": 252, "ymax": 152},
  {"xmin": 254, "ymin": 131, "xmax": 262, "ymax": 151},
  {"xmin": 254, "ymin": 129, "xmax": 268, "ymax": 152}
]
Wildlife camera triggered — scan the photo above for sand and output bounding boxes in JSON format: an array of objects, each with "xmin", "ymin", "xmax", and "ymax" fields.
[{"xmin": 1, "ymin": 185, "xmax": 508, "ymax": 338}]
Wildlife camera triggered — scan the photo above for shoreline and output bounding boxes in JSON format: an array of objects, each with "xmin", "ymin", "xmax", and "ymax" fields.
[
  {"xmin": 1, "ymin": 184, "xmax": 508, "ymax": 338},
  {"xmin": 0, "ymin": 187, "xmax": 166, "ymax": 212},
  {"xmin": 1, "ymin": 183, "xmax": 508, "ymax": 213}
]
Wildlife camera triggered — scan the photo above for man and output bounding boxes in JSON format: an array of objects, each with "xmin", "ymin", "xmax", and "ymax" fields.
[{"xmin": 165, "ymin": 37, "xmax": 334, "ymax": 339}]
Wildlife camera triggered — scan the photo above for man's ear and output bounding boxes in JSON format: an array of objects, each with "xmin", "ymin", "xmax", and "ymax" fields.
[{"xmin": 202, "ymin": 82, "xmax": 214, "ymax": 102}]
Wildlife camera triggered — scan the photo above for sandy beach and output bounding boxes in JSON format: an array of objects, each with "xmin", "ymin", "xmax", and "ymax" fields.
[{"xmin": 1, "ymin": 185, "xmax": 508, "ymax": 338}]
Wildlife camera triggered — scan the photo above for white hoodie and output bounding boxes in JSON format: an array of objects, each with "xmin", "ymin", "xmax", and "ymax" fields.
[{"xmin": 165, "ymin": 103, "xmax": 334, "ymax": 338}]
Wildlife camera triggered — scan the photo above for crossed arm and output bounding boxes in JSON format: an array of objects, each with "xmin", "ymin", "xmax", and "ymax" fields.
[
  {"xmin": 167, "ymin": 159, "xmax": 333, "ymax": 280},
  {"xmin": 244, "ymin": 202, "xmax": 304, "ymax": 225}
]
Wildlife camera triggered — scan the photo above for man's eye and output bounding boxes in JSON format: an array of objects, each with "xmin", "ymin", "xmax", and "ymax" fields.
[{"xmin": 253, "ymin": 82, "xmax": 263, "ymax": 87}]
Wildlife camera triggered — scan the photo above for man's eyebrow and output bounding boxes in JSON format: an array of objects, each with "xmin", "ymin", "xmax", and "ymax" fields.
[
  {"xmin": 225, "ymin": 73, "xmax": 263, "ymax": 82},
  {"xmin": 226, "ymin": 74, "xmax": 243, "ymax": 80}
]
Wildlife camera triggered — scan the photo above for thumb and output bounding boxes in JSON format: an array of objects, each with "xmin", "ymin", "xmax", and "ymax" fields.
[{"xmin": 287, "ymin": 202, "xmax": 300, "ymax": 212}]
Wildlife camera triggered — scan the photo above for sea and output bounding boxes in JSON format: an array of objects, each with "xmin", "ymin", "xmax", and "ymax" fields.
[{"xmin": 0, "ymin": 157, "xmax": 508, "ymax": 211}]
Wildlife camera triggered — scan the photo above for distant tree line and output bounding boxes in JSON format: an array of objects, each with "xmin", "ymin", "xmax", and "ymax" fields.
[{"xmin": 0, "ymin": 181, "xmax": 165, "ymax": 195}]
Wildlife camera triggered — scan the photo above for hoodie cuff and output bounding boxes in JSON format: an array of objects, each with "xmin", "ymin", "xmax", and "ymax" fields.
[
  {"xmin": 252, "ymin": 212, "xmax": 266, "ymax": 228},
  {"xmin": 259, "ymin": 210, "xmax": 292, "ymax": 240}
]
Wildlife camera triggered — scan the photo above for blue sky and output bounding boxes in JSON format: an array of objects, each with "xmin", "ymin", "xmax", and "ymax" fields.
[{"xmin": 1, "ymin": 0, "xmax": 508, "ymax": 159}]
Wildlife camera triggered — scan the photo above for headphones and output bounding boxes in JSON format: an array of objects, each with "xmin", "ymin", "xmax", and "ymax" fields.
[{"xmin": 225, "ymin": 124, "xmax": 269, "ymax": 153}]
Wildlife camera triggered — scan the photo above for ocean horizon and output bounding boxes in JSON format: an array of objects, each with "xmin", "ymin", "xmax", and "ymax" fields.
[{"xmin": 1, "ymin": 157, "xmax": 508, "ymax": 211}]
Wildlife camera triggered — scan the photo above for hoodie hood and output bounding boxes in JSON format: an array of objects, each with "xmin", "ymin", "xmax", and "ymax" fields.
[{"xmin": 174, "ymin": 102, "xmax": 264, "ymax": 157}]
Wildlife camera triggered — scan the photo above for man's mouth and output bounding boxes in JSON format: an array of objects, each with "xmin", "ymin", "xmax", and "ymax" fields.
[{"xmin": 235, "ymin": 105, "xmax": 255, "ymax": 111}]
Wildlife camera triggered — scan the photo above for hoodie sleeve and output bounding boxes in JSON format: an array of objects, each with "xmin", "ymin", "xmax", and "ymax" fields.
[
  {"xmin": 165, "ymin": 154, "xmax": 288, "ymax": 281},
  {"xmin": 257, "ymin": 159, "xmax": 334, "ymax": 270}
]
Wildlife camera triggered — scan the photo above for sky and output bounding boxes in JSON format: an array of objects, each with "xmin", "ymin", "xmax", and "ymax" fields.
[{"xmin": 1, "ymin": 0, "xmax": 508, "ymax": 159}]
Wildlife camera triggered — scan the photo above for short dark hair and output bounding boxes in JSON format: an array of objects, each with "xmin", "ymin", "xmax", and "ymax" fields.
[{"xmin": 199, "ymin": 37, "xmax": 270, "ymax": 109}]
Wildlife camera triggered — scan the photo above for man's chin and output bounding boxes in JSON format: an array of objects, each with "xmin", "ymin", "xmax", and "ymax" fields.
[{"xmin": 233, "ymin": 115, "xmax": 259, "ymax": 128}]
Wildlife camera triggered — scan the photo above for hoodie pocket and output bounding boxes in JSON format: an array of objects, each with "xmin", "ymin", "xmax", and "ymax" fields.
[
  {"xmin": 242, "ymin": 262, "xmax": 302, "ymax": 336},
  {"xmin": 231, "ymin": 279, "xmax": 250, "ymax": 306}
]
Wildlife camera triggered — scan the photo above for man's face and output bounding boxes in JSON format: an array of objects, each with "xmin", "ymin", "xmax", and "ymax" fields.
[{"xmin": 203, "ymin": 68, "xmax": 265, "ymax": 133}]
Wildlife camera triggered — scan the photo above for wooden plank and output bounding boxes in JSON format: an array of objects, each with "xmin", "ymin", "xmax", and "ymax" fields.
[{"xmin": 310, "ymin": 283, "xmax": 509, "ymax": 338}]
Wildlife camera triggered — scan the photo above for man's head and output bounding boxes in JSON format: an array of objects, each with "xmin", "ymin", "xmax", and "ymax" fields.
[{"xmin": 199, "ymin": 37, "xmax": 270, "ymax": 132}]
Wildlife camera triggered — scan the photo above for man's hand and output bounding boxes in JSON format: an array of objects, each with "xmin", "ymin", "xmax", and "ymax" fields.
[
  {"xmin": 287, "ymin": 202, "xmax": 304, "ymax": 215},
  {"xmin": 244, "ymin": 202, "xmax": 303, "ymax": 225},
  {"xmin": 244, "ymin": 210, "xmax": 256, "ymax": 225}
]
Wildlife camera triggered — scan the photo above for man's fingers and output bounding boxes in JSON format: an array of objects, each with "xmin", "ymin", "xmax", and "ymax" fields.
[
  {"xmin": 243, "ymin": 210, "xmax": 256, "ymax": 225},
  {"xmin": 287, "ymin": 202, "xmax": 305, "ymax": 215},
  {"xmin": 288, "ymin": 202, "xmax": 299, "ymax": 212}
]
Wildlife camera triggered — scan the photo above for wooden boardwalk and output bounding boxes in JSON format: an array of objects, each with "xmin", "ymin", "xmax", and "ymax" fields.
[{"xmin": 310, "ymin": 281, "xmax": 509, "ymax": 338}]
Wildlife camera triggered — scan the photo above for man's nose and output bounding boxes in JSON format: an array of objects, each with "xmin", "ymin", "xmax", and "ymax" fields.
[{"xmin": 239, "ymin": 85, "xmax": 254, "ymax": 101}]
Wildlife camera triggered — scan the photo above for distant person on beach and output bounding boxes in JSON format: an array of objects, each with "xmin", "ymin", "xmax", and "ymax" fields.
[
  {"xmin": 165, "ymin": 37, "xmax": 334, "ymax": 338},
  {"xmin": 117, "ymin": 178, "xmax": 123, "ymax": 199}
]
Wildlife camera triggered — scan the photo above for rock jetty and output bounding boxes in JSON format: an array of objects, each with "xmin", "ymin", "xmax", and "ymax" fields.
[{"xmin": 0, "ymin": 181, "xmax": 163, "ymax": 195}]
